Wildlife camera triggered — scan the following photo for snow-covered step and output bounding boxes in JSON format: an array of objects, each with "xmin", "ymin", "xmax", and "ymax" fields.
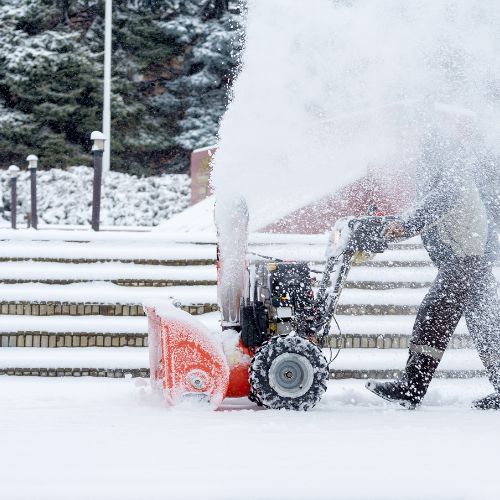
[
  {"xmin": 0, "ymin": 313, "xmax": 474, "ymax": 350},
  {"xmin": 0, "ymin": 239, "xmax": 432, "ymax": 266},
  {"xmin": 0, "ymin": 331, "xmax": 474, "ymax": 349},
  {"xmin": 0, "ymin": 282, "xmax": 473, "ymax": 308},
  {"xmin": 0, "ymin": 312, "xmax": 219, "ymax": 334},
  {"xmin": 0, "ymin": 227, "xmax": 423, "ymax": 246},
  {"xmin": 0, "ymin": 332, "xmax": 148, "ymax": 348},
  {"xmin": 0, "ymin": 315, "xmax": 150, "ymax": 334},
  {"xmin": 0, "ymin": 346, "xmax": 476, "ymax": 369},
  {"xmin": 0, "ymin": 228, "xmax": 329, "ymax": 245},
  {"xmin": 326, "ymin": 333, "xmax": 473, "ymax": 349},
  {"xmin": 345, "ymin": 265, "xmax": 500, "ymax": 289},
  {"xmin": 0, "ymin": 302, "xmax": 420, "ymax": 317},
  {"xmin": 0, "ymin": 347, "xmax": 146, "ymax": 369},
  {"xmin": 0, "ymin": 348, "xmax": 486, "ymax": 379},
  {"xmin": 330, "ymin": 348, "xmax": 484, "ymax": 372},
  {"xmin": 0, "ymin": 311, "xmax": 218, "ymax": 332},
  {"xmin": 247, "ymin": 245, "xmax": 433, "ymax": 266},
  {"xmin": 339, "ymin": 286, "xmax": 499, "ymax": 309},
  {"xmin": 0, "ymin": 261, "xmax": 496, "ymax": 289},
  {"xmin": 0, "ymin": 314, "xmax": 475, "ymax": 350},
  {"xmin": 0, "ymin": 367, "xmax": 148, "ymax": 377},
  {"xmin": 0, "ymin": 301, "xmax": 216, "ymax": 317},
  {"xmin": 0, "ymin": 282, "xmax": 217, "ymax": 305},
  {"xmin": 0, "ymin": 228, "xmax": 427, "ymax": 251},
  {"xmin": 0, "ymin": 262, "xmax": 217, "ymax": 285},
  {"xmin": 0, "ymin": 240, "xmax": 216, "ymax": 264},
  {"xmin": 0, "ymin": 278, "xmax": 217, "ymax": 286},
  {"xmin": 335, "ymin": 315, "xmax": 469, "ymax": 335},
  {"xmin": 0, "ymin": 315, "xmax": 150, "ymax": 347},
  {"xmin": 0, "ymin": 261, "xmax": 441, "ymax": 287},
  {"xmin": 1, "ymin": 283, "xmax": 498, "ymax": 316}
]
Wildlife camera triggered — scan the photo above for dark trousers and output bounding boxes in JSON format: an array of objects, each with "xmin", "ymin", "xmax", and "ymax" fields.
[{"xmin": 410, "ymin": 255, "xmax": 500, "ymax": 389}]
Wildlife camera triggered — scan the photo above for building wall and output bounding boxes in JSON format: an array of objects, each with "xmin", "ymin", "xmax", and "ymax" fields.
[{"xmin": 261, "ymin": 169, "xmax": 416, "ymax": 233}]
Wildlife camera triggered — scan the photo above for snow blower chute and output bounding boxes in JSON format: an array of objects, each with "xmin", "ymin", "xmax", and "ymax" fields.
[{"xmin": 145, "ymin": 198, "xmax": 396, "ymax": 410}]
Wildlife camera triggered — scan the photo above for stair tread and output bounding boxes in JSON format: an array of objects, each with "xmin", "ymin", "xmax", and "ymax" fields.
[
  {"xmin": 0, "ymin": 347, "xmax": 484, "ymax": 371},
  {"xmin": 0, "ymin": 262, "xmax": 216, "ymax": 280},
  {"xmin": 0, "ymin": 283, "xmax": 217, "ymax": 304},
  {"xmin": 4, "ymin": 283, "xmax": 497, "ymax": 307},
  {"xmin": 0, "ymin": 313, "xmax": 474, "ymax": 338}
]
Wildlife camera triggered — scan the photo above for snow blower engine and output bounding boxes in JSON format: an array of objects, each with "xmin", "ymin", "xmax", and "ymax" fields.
[{"xmin": 145, "ymin": 212, "xmax": 396, "ymax": 411}]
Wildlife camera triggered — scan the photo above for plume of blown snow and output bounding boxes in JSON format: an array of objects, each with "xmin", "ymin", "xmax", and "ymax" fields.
[{"xmin": 212, "ymin": 0, "xmax": 500, "ymax": 231}]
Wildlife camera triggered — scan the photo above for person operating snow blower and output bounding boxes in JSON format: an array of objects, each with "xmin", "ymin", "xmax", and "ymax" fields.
[{"xmin": 366, "ymin": 132, "xmax": 500, "ymax": 410}]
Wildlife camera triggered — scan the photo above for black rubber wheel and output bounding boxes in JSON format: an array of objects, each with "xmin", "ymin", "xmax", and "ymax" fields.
[{"xmin": 248, "ymin": 335, "xmax": 329, "ymax": 411}]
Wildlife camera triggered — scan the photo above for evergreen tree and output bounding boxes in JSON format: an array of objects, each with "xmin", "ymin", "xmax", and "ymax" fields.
[
  {"xmin": 154, "ymin": 0, "xmax": 244, "ymax": 166},
  {"xmin": 0, "ymin": 0, "xmax": 245, "ymax": 173},
  {"xmin": 0, "ymin": 0, "xmax": 101, "ymax": 167}
]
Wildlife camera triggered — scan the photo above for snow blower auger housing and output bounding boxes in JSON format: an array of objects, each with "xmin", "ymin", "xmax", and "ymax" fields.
[{"xmin": 145, "ymin": 213, "xmax": 396, "ymax": 411}]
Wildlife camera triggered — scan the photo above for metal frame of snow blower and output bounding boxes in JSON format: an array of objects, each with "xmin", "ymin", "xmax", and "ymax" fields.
[{"xmin": 240, "ymin": 215, "xmax": 397, "ymax": 350}]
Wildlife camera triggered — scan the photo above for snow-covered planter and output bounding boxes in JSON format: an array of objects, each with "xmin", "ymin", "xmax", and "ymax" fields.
[{"xmin": 0, "ymin": 166, "xmax": 190, "ymax": 227}]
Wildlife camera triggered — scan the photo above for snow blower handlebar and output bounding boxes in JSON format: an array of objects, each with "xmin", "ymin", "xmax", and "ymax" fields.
[{"xmin": 312, "ymin": 216, "xmax": 398, "ymax": 338}]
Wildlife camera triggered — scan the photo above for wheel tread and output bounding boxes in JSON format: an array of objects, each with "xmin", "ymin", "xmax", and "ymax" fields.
[{"xmin": 248, "ymin": 335, "xmax": 328, "ymax": 411}]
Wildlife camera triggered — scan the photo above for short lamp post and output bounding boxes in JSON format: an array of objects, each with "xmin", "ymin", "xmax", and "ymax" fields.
[
  {"xmin": 27, "ymin": 154, "xmax": 38, "ymax": 229},
  {"xmin": 91, "ymin": 131, "xmax": 105, "ymax": 231},
  {"xmin": 8, "ymin": 165, "xmax": 20, "ymax": 229}
]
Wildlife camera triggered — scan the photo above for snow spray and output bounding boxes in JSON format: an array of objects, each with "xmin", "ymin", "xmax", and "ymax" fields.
[{"xmin": 212, "ymin": 0, "xmax": 500, "ymax": 232}]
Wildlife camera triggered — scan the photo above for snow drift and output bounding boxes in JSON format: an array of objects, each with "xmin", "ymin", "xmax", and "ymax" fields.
[{"xmin": 0, "ymin": 166, "xmax": 190, "ymax": 227}]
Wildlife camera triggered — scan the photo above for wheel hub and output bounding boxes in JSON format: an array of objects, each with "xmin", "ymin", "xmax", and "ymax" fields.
[{"xmin": 269, "ymin": 352, "xmax": 314, "ymax": 398}]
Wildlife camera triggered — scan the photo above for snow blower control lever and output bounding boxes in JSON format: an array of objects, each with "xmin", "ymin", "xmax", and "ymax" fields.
[{"xmin": 241, "ymin": 215, "xmax": 397, "ymax": 349}]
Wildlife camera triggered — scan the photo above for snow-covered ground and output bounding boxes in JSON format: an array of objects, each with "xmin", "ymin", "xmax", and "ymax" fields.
[{"xmin": 0, "ymin": 377, "xmax": 498, "ymax": 500}]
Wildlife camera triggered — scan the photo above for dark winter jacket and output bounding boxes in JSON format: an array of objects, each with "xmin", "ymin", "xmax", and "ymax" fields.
[
  {"xmin": 475, "ymin": 155, "xmax": 500, "ymax": 224},
  {"xmin": 401, "ymin": 145, "xmax": 495, "ymax": 265}
]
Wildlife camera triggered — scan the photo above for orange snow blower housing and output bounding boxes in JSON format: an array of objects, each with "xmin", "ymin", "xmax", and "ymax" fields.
[{"xmin": 145, "ymin": 304, "xmax": 252, "ymax": 407}]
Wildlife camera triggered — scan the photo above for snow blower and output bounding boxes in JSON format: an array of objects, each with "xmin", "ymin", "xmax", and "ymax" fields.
[{"xmin": 146, "ymin": 199, "xmax": 395, "ymax": 410}]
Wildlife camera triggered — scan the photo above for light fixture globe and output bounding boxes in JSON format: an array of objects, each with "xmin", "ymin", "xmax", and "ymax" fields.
[
  {"xmin": 8, "ymin": 165, "xmax": 20, "ymax": 178},
  {"xmin": 26, "ymin": 154, "xmax": 39, "ymax": 169},
  {"xmin": 90, "ymin": 131, "xmax": 106, "ymax": 152}
]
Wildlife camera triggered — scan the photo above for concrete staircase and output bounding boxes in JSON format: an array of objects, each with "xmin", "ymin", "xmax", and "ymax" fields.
[{"xmin": 0, "ymin": 228, "xmax": 496, "ymax": 379}]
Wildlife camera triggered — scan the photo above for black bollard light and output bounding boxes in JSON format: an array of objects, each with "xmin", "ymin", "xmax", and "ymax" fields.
[
  {"xmin": 8, "ymin": 165, "xmax": 20, "ymax": 229},
  {"xmin": 90, "ymin": 131, "xmax": 106, "ymax": 231},
  {"xmin": 27, "ymin": 154, "xmax": 38, "ymax": 229}
]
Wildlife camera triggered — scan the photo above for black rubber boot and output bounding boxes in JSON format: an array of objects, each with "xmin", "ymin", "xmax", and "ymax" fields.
[
  {"xmin": 366, "ymin": 351, "xmax": 440, "ymax": 409},
  {"xmin": 472, "ymin": 392, "xmax": 500, "ymax": 410},
  {"xmin": 472, "ymin": 362, "xmax": 500, "ymax": 410}
]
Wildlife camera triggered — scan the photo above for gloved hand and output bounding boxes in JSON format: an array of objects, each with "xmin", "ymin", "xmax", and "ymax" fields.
[{"xmin": 382, "ymin": 220, "xmax": 406, "ymax": 240}]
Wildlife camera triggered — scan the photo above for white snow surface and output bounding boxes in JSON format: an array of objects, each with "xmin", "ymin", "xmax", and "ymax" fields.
[
  {"xmin": 0, "ymin": 377, "xmax": 499, "ymax": 500},
  {"xmin": 0, "ymin": 240, "xmax": 217, "ymax": 261},
  {"xmin": 0, "ymin": 227, "xmax": 332, "ymax": 245},
  {"xmin": 3, "ymin": 281, "xmax": 499, "ymax": 308},
  {"xmin": 0, "ymin": 262, "xmax": 216, "ymax": 281},
  {"xmin": 0, "ymin": 347, "xmax": 484, "ymax": 372},
  {"xmin": 335, "ymin": 314, "xmax": 469, "ymax": 336},
  {"xmin": 0, "ymin": 240, "xmax": 430, "ymax": 263},
  {"xmin": 158, "ymin": 195, "xmax": 216, "ymax": 233},
  {"xmin": 0, "ymin": 312, "xmax": 471, "ymax": 338},
  {"xmin": 0, "ymin": 315, "xmax": 149, "ymax": 334},
  {"xmin": 0, "ymin": 282, "xmax": 217, "ymax": 304},
  {"xmin": 0, "ymin": 167, "xmax": 190, "ymax": 227}
]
